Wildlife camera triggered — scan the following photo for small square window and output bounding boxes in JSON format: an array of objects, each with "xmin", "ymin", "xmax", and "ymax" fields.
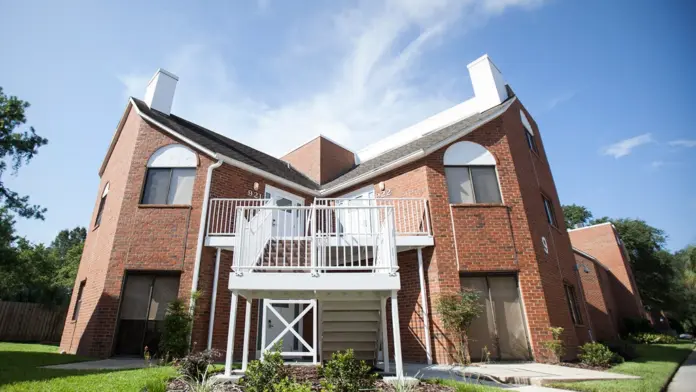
[
  {"xmin": 564, "ymin": 284, "xmax": 583, "ymax": 325},
  {"xmin": 542, "ymin": 195, "xmax": 558, "ymax": 227}
]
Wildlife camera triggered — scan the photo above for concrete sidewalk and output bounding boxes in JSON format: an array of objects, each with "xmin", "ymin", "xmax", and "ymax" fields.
[
  {"xmin": 667, "ymin": 349, "xmax": 696, "ymax": 392},
  {"xmin": 43, "ymin": 358, "xmax": 149, "ymax": 370},
  {"xmin": 399, "ymin": 361, "xmax": 638, "ymax": 387}
]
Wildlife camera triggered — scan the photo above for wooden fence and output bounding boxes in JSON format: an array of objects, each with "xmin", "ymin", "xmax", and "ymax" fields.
[{"xmin": 0, "ymin": 301, "xmax": 67, "ymax": 343}]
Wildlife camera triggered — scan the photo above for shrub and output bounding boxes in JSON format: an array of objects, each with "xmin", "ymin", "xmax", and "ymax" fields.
[
  {"xmin": 143, "ymin": 378, "xmax": 168, "ymax": 392},
  {"xmin": 160, "ymin": 298, "xmax": 193, "ymax": 360},
  {"xmin": 578, "ymin": 342, "xmax": 623, "ymax": 368},
  {"xmin": 602, "ymin": 339, "xmax": 638, "ymax": 361},
  {"xmin": 434, "ymin": 289, "xmax": 484, "ymax": 364},
  {"xmin": 541, "ymin": 327, "xmax": 566, "ymax": 363},
  {"xmin": 178, "ymin": 349, "xmax": 221, "ymax": 382},
  {"xmin": 241, "ymin": 343, "xmax": 289, "ymax": 392},
  {"xmin": 629, "ymin": 332, "xmax": 677, "ymax": 344},
  {"xmin": 274, "ymin": 378, "xmax": 312, "ymax": 392},
  {"xmin": 320, "ymin": 349, "xmax": 377, "ymax": 392}
]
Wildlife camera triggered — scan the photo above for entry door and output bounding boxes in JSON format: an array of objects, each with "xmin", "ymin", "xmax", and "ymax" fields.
[
  {"xmin": 460, "ymin": 275, "xmax": 530, "ymax": 361},
  {"xmin": 114, "ymin": 274, "xmax": 180, "ymax": 356},
  {"xmin": 265, "ymin": 187, "xmax": 304, "ymax": 237}
]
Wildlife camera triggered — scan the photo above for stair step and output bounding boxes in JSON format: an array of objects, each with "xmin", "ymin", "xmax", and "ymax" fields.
[
  {"xmin": 322, "ymin": 341, "xmax": 376, "ymax": 351},
  {"xmin": 322, "ymin": 331, "xmax": 377, "ymax": 342},
  {"xmin": 321, "ymin": 300, "xmax": 381, "ymax": 311},
  {"xmin": 322, "ymin": 321, "xmax": 378, "ymax": 332},
  {"xmin": 322, "ymin": 311, "xmax": 379, "ymax": 322}
]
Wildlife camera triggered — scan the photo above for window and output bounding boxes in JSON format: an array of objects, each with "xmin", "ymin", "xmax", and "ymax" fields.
[
  {"xmin": 525, "ymin": 129, "xmax": 537, "ymax": 153},
  {"xmin": 443, "ymin": 141, "xmax": 502, "ymax": 204},
  {"xmin": 94, "ymin": 183, "xmax": 109, "ymax": 227},
  {"xmin": 142, "ymin": 144, "xmax": 197, "ymax": 205},
  {"xmin": 445, "ymin": 166, "xmax": 502, "ymax": 204},
  {"xmin": 520, "ymin": 110, "xmax": 538, "ymax": 153},
  {"xmin": 542, "ymin": 194, "xmax": 558, "ymax": 227},
  {"xmin": 564, "ymin": 284, "xmax": 583, "ymax": 325},
  {"xmin": 142, "ymin": 168, "xmax": 196, "ymax": 205},
  {"xmin": 72, "ymin": 280, "xmax": 86, "ymax": 321}
]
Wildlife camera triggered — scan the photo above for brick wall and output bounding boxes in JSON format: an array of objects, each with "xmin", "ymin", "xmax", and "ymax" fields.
[
  {"xmin": 569, "ymin": 224, "xmax": 645, "ymax": 325},
  {"xmin": 574, "ymin": 251, "xmax": 619, "ymax": 342},
  {"xmin": 281, "ymin": 136, "xmax": 355, "ymax": 185}
]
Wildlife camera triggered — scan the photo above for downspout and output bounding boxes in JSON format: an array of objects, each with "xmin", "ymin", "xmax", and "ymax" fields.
[
  {"xmin": 417, "ymin": 248, "xmax": 433, "ymax": 364},
  {"xmin": 190, "ymin": 157, "xmax": 224, "ymax": 310},
  {"xmin": 207, "ymin": 249, "xmax": 222, "ymax": 349}
]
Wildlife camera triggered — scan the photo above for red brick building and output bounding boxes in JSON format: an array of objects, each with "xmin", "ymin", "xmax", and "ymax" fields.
[
  {"xmin": 62, "ymin": 55, "xmax": 608, "ymax": 377},
  {"xmin": 569, "ymin": 223, "xmax": 646, "ymax": 335}
]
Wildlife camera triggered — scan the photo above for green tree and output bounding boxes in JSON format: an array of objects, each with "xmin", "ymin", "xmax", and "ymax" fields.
[
  {"xmin": 435, "ymin": 288, "xmax": 484, "ymax": 364},
  {"xmin": 562, "ymin": 204, "xmax": 594, "ymax": 228},
  {"xmin": 0, "ymin": 87, "xmax": 48, "ymax": 219}
]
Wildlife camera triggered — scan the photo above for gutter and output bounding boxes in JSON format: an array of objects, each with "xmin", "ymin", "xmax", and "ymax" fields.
[{"xmin": 190, "ymin": 157, "xmax": 224, "ymax": 309}]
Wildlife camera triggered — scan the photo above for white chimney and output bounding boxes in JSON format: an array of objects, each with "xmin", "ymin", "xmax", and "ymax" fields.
[
  {"xmin": 143, "ymin": 69, "xmax": 179, "ymax": 115},
  {"xmin": 467, "ymin": 54, "xmax": 508, "ymax": 112}
]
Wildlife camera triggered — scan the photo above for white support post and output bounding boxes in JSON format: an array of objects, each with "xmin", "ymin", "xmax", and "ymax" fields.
[
  {"xmin": 380, "ymin": 297, "xmax": 390, "ymax": 373},
  {"xmin": 224, "ymin": 292, "xmax": 238, "ymax": 377},
  {"xmin": 312, "ymin": 299, "xmax": 318, "ymax": 364},
  {"xmin": 391, "ymin": 290, "xmax": 404, "ymax": 379},
  {"xmin": 260, "ymin": 299, "xmax": 268, "ymax": 361},
  {"xmin": 417, "ymin": 248, "xmax": 433, "ymax": 364},
  {"xmin": 207, "ymin": 248, "xmax": 222, "ymax": 350},
  {"xmin": 242, "ymin": 297, "xmax": 252, "ymax": 371}
]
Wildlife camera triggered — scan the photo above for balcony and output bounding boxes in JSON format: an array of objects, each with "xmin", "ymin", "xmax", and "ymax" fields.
[{"xmin": 204, "ymin": 197, "xmax": 433, "ymax": 292}]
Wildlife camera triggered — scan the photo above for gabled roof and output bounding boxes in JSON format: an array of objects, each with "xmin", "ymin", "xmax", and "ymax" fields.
[
  {"xmin": 131, "ymin": 98, "xmax": 320, "ymax": 190},
  {"xmin": 119, "ymin": 96, "xmax": 515, "ymax": 194}
]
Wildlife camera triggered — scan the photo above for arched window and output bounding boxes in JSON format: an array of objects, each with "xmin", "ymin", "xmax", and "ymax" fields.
[
  {"xmin": 141, "ymin": 144, "xmax": 197, "ymax": 205},
  {"xmin": 443, "ymin": 141, "xmax": 502, "ymax": 204},
  {"xmin": 94, "ymin": 183, "xmax": 109, "ymax": 227}
]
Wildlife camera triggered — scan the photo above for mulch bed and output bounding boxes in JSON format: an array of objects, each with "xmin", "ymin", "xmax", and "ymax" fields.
[{"xmin": 166, "ymin": 366, "xmax": 456, "ymax": 391}]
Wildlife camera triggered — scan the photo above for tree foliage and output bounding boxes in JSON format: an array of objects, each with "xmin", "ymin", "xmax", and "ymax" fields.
[
  {"xmin": 435, "ymin": 288, "xmax": 484, "ymax": 364},
  {"xmin": 0, "ymin": 87, "xmax": 48, "ymax": 219},
  {"xmin": 562, "ymin": 204, "xmax": 594, "ymax": 229},
  {"xmin": 0, "ymin": 217, "xmax": 86, "ymax": 307}
]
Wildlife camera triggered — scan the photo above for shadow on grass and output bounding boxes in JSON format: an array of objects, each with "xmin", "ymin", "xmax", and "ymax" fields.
[
  {"xmin": 0, "ymin": 350, "xmax": 119, "ymax": 386},
  {"xmin": 624, "ymin": 343, "xmax": 693, "ymax": 365}
]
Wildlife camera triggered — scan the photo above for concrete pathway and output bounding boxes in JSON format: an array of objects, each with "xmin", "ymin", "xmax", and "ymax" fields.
[
  {"xmin": 43, "ymin": 358, "xmax": 149, "ymax": 370},
  {"xmin": 667, "ymin": 349, "xmax": 696, "ymax": 392},
  {"xmin": 398, "ymin": 361, "xmax": 637, "ymax": 388}
]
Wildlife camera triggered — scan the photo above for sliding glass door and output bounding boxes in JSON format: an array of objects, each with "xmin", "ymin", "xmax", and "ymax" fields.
[{"xmin": 114, "ymin": 273, "xmax": 180, "ymax": 356}]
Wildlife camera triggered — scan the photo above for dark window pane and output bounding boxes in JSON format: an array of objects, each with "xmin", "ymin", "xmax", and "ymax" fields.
[
  {"xmin": 167, "ymin": 169, "xmax": 196, "ymax": 205},
  {"xmin": 471, "ymin": 167, "xmax": 502, "ymax": 204},
  {"xmin": 95, "ymin": 196, "xmax": 107, "ymax": 226},
  {"xmin": 543, "ymin": 196, "xmax": 557, "ymax": 226},
  {"xmin": 445, "ymin": 167, "xmax": 474, "ymax": 203},
  {"xmin": 142, "ymin": 169, "xmax": 171, "ymax": 204},
  {"xmin": 73, "ymin": 281, "xmax": 86, "ymax": 321},
  {"xmin": 565, "ymin": 284, "xmax": 583, "ymax": 325},
  {"xmin": 525, "ymin": 131, "xmax": 537, "ymax": 152}
]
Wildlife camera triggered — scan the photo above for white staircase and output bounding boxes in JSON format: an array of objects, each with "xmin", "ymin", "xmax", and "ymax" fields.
[{"xmin": 320, "ymin": 300, "xmax": 382, "ymax": 363}]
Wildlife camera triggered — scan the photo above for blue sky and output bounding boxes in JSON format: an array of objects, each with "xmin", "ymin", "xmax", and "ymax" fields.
[{"xmin": 1, "ymin": 0, "xmax": 694, "ymax": 250}]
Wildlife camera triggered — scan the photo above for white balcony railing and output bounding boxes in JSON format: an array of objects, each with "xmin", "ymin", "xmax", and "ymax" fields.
[
  {"xmin": 231, "ymin": 204, "xmax": 398, "ymax": 275},
  {"xmin": 208, "ymin": 198, "xmax": 272, "ymax": 236},
  {"xmin": 315, "ymin": 198, "xmax": 431, "ymax": 236}
]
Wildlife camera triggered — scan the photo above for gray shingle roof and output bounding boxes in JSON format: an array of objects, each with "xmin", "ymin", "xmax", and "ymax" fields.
[
  {"xmin": 321, "ymin": 98, "xmax": 514, "ymax": 189},
  {"xmin": 132, "ymin": 96, "xmax": 513, "ymax": 192},
  {"xmin": 132, "ymin": 98, "xmax": 320, "ymax": 190}
]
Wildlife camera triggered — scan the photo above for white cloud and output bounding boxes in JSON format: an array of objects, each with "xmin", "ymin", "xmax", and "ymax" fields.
[
  {"xmin": 669, "ymin": 139, "xmax": 696, "ymax": 148},
  {"xmin": 119, "ymin": 0, "xmax": 545, "ymax": 157},
  {"xmin": 545, "ymin": 91, "xmax": 576, "ymax": 111},
  {"xmin": 601, "ymin": 133, "xmax": 654, "ymax": 159}
]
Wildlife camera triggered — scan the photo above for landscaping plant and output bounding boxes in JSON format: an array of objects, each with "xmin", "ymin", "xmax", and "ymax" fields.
[
  {"xmin": 434, "ymin": 288, "xmax": 484, "ymax": 364},
  {"xmin": 602, "ymin": 339, "xmax": 638, "ymax": 361},
  {"xmin": 160, "ymin": 298, "xmax": 194, "ymax": 361},
  {"xmin": 578, "ymin": 342, "xmax": 623, "ymax": 368},
  {"xmin": 629, "ymin": 332, "xmax": 677, "ymax": 344},
  {"xmin": 541, "ymin": 326, "xmax": 566, "ymax": 363},
  {"xmin": 241, "ymin": 342, "xmax": 289, "ymax": 392},
  {"xmin": 178, "ymin": 349, "xmax": 221, "ymax": 382},
  {"xmin": 320, "ymin": 349, "xmax": 377, "ymax": 392}
]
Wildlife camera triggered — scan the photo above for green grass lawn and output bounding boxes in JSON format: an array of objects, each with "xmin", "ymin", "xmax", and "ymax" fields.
[
  {"xmin": 0, "ymin": 342, "xmax": 176, "ymax": 392},
  {"xmin": 552, "ymin": 341, "xmax": 695, "ymax": 392},
  {"xmin": 427, "ymin": 378, "xmax": 503, "ymax": 391}
]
